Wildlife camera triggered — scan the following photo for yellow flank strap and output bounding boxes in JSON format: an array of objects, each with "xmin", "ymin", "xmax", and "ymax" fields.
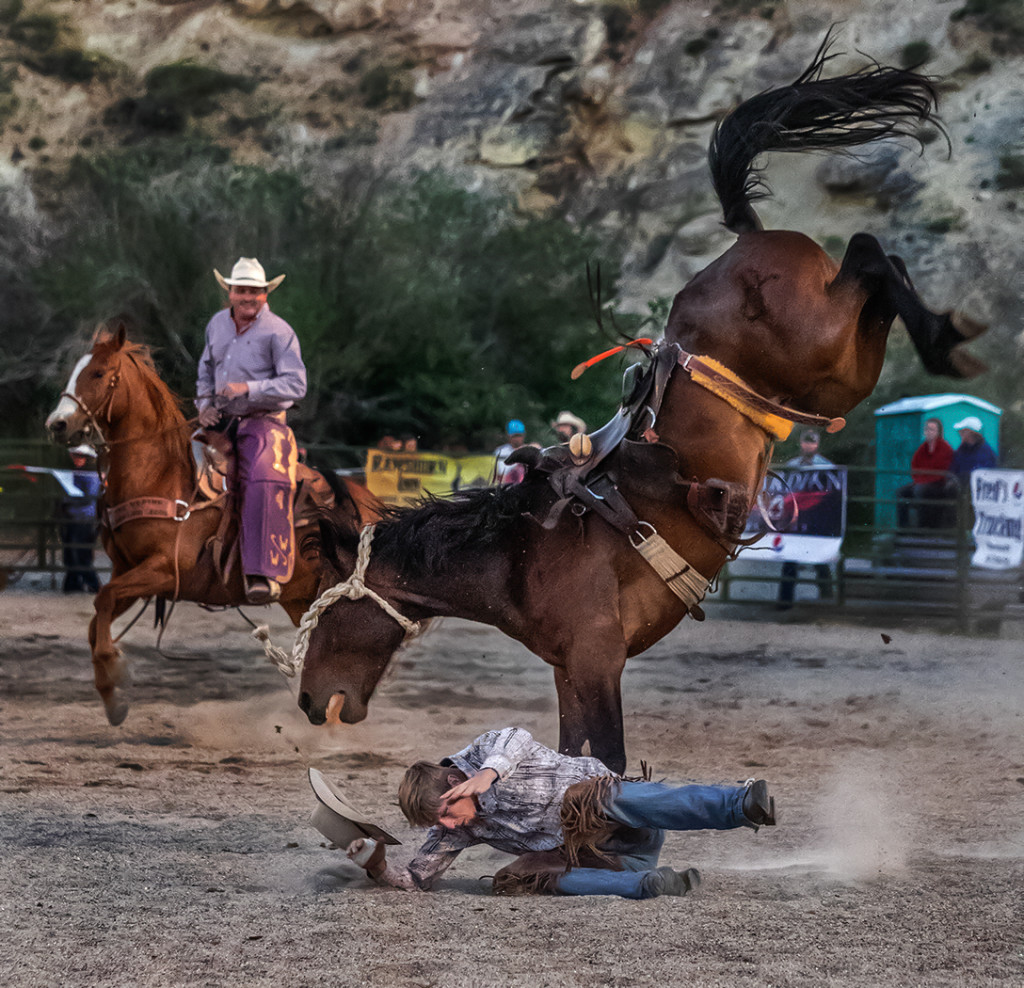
[{"xmin": 688, "ymin": 355, "xmax": 794, "ymax": 441}]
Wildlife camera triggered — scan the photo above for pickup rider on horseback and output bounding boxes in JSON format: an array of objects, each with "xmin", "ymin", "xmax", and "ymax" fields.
[{"xmin": 196, "ymin": 257, "xmax": 307, "ymax": 604}]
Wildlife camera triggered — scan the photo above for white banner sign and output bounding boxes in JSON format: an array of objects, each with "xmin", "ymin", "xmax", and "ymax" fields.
[
  {"xmin": 971, "ymin": 469, "xmax": 1024, "ymax": 570},
  {"xmin": 746, "ymin": 467, "xmax": 847, "ymax": 564}
]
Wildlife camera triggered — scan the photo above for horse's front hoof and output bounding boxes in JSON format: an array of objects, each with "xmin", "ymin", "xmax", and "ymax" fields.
[{"xmin": 103, "ymin": 691, "xmax": 130, "ymax": 726}]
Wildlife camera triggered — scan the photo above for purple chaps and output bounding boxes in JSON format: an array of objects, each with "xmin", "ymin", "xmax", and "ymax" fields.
[{"xmin": 235, "ymin": 416, "xmax": 298, "ymax": 582}]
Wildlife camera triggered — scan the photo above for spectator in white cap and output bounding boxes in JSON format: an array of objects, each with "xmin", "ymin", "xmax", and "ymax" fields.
[
  {"xmin": 950, "ymin": 415, "xmax": 997, "ymax": 486},
  {"xmin": 196, "ymin": 257, "xmax": 306, "ymax": 604}
]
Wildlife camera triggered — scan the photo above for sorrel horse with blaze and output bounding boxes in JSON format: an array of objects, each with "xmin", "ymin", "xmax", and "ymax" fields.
[
  {"xmin": 45, "ymin": 326, "xmax": 381, "ymax": 725},
  {"xmin": 292, "ymin": 48, "xmax": 985, "ymax": 773}
]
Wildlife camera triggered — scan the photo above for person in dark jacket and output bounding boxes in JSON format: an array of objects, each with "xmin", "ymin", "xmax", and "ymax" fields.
[{"xmin": 949, "ymin": 415, "xmax": 997, "ymax": 485}]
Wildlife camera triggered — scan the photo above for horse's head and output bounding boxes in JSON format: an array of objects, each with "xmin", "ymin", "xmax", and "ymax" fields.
[
  {"xmin": 296, "ymin": 520, "xmax": 408, "ymax": 726},
  {"xmin": 46, "ymin": 324, "xmax": 130, "ymax": 447}
]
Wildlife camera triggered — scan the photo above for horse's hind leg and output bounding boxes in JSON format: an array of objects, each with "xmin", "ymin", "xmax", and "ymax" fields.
[
  {"xmin": 835, "ymin": 233, "xmax": 986, "ymax": 378},
  {"xmin": 89, "ymin": 562, "xmax": 174, "ymax": 725}
]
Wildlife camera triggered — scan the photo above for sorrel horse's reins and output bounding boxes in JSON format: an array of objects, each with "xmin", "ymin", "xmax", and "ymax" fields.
[{"xmin": 61, "ymin": 355, "xmax": 217, "ymax": 601}]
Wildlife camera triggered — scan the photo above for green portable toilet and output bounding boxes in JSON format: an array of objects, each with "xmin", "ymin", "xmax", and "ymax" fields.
[{"xmin": 873, "ymin": 393, "xmax": 1002, "ymax": 528}]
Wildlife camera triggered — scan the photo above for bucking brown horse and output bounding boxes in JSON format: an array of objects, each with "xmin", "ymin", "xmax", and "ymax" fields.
[
  {"xmin": 283, "ymin": 47, "xmax": 985, "ymax": 773},
  {"xmin": 45, "ymin": 325, "xmax": 382, "ymax": 725}
]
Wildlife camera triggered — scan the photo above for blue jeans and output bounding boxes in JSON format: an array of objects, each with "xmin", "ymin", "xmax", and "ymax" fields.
[{"xmin": 554, "ymin": 782, "xmax": 748, "ymax": 899}]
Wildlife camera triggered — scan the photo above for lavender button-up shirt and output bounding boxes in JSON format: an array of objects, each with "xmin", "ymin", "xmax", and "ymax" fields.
[{"xmin": 196, "ymin": 304, "xmax": 306, "ymax": 418}]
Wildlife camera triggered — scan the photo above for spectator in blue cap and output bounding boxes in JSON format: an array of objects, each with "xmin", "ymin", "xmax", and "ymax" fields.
[{"xmin": 493, "ymin": 419, "xmax": 527, "ymax": 484}]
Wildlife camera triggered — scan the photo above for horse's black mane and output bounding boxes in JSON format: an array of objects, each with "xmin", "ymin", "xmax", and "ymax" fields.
[{"xmin": 318, "ymin": 478, "xmax": 549, "ymax": 577}]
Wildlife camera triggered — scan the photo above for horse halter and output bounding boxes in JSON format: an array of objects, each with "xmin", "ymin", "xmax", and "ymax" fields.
[{"xmin": 255, "ymin": 524, "xmax": 422, "ymax": 678}]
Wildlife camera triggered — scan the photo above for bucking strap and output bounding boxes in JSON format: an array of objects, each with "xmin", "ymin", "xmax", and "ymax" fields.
[{"xmin": 679, "ymin": 350, "xmax": 845, "ymax": 439}]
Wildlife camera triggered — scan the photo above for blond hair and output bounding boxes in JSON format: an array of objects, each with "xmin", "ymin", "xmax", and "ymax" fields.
[{"xmin": 398, "ymin": 761, "xmax": 466, "ymax": 826}]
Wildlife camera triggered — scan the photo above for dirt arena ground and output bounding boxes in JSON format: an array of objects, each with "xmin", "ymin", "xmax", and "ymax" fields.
[{"xmin": 1, "ymin": 587, "xmax": 1021, "ymax": 987}]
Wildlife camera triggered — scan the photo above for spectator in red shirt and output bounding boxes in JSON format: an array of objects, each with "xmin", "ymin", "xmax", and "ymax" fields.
[{"xmin": 896, "ymin": 417, "xmax": 954, "ymax": 529}]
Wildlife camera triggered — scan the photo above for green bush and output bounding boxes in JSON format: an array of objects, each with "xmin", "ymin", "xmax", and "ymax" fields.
[
  {"xmin": 7, "ymin": 12, "xmax": 59, "ymax": 50},
  {"xmin": 961, "ymin": 51, "xmax": 993, "ymax": 74},
  {"xmin": 951, "ymin": 0, "xmax": 1024, "ymax": 52},
  {"xmin": 0, "ymin": 0, "xmax": 22, "ymax": 24},
  {"xmin": 28, "ymin": 46, "xmax": 115, "ymax": 83},
  {"xmin": 995, "ymin": 153, "xmax": 1024, "ymax": 190},
  {"xmin": 104, "ymin": 62, "xmax": 258, "ymax": 134},
  {"xmin": 144, "ymin": 60, "xmax": 256, "ymax": 109},
  {"xmin": 8, "ymin": 10, "xmax": 116, "ymax": 83}
]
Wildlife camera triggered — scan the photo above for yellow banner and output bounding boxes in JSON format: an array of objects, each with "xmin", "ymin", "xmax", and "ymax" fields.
[
  {"xmin": 454, "ymin": 455, "xmax": 497, "ymax": 490},
  {"xmin": 364, "ymin": 451, "xmax": 459, "ymax": 507},
  {"xmin": 364, "ymin": 451, "xmax": 502, "ymax": 506}
]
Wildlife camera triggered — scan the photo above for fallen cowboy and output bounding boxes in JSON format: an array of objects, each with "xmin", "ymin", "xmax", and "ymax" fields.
[{"xmin": 313, "ymin": 727, "xmax": 776, "ymax": 898}]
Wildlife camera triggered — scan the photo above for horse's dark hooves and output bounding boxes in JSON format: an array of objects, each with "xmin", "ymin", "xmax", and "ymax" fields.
[
  {"xmin": 952, "ymin": 310, "xmax": 987, "ymax": 342},
  {"xmin": 949, "ymin": 346, "xmax": 987, "ymax": 379}
]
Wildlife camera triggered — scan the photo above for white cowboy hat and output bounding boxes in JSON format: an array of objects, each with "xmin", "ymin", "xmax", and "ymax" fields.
[
  {"xmin": 213, "ymin": 257, "xmax": 286, "ymax": 293},
  {"xmin": 69, "ymin": 444, "xmax": 97, "ymax": 457},
  {"xmin": 953, "ymin": 415, "xmax": 983, "ymax": 433},
  {"xmin": 307, "ymin": 767, "xmax": 401, "ymax": 847},
  {"xmin": 552, "ymin": 411, "xmax": 586, "ymax": 433}
]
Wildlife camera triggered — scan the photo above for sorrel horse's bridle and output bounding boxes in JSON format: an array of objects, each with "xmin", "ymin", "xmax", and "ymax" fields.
[{"xmin": 57, "ymin": 366, "xmax": 122, "ymax": 451}]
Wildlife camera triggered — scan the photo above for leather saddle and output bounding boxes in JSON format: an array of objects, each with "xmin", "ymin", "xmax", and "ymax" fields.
[
  {"xmin": 190, "ymin": 430, "xmax": 336, "ymax": 527},
  {"xmin": 507, "ymin": 344, "xmax": 753, "ymax": 546}
]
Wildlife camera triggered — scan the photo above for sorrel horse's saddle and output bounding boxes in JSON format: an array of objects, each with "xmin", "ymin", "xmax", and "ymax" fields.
[{"xmin": 191, "ymin": 430, "xmax": 336, "ymax": 526}]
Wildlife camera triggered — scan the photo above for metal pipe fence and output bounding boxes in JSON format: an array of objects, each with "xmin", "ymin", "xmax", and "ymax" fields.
[{"xmin": 715, "ymin": 465, "xmax": 1023, "ymax": 631}]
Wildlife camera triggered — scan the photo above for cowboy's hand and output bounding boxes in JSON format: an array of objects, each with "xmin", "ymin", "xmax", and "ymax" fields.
[
  {"xmin": 197, "ymin": 406, "xmax": 221, "ymax": 428},
  {"xmin": 442, "ymin": 768, "xmax": 498, "ymax": 803},
  {"xmin": 346, "ymin": 838, "xmax": 386, "ymax": 878},
  {"xmin": 218, "ymin": 382, "xmax": 249, "ymax": 399}
]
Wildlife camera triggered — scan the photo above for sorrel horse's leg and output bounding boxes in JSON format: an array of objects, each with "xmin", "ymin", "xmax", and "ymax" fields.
[{"xmin": 89, "ymin": 560, "xmax": 175, "ymax": 725}]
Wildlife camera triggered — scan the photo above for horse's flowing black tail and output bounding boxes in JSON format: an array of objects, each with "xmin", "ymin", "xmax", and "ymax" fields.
[{"xmin": 709, "ymin": 34, "xmax": 942, "ymax": 233}]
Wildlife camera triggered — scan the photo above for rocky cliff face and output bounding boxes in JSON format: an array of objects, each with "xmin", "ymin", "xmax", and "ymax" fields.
[{"xmin": 2, "ymin": 0, "xmax": 1022, "ymax": 421}]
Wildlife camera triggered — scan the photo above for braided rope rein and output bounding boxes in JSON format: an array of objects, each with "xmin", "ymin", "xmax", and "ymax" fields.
[{"xmin": 253, "ymin": 523, "xmax": 421, "ymax": 678}]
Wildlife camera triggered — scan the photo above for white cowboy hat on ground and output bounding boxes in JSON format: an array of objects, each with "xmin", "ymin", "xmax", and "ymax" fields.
[
  {"xmin": 953, "ymin": 415, "xmax": 983, "ymax": 433},
  {"xmin": 308, "ymin": 767, "xmax": 401, "ymax": 847},
  {"xmin": 213, "ymin": 257, "xmax": 286, "ymax": 293}
]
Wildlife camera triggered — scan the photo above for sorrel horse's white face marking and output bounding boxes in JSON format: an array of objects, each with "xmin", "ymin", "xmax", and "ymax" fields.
[{"xmin": 45, "ymin": 352, "xmax": 92, "ymax": 438}]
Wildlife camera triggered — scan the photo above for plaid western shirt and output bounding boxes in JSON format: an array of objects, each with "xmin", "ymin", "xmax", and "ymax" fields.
[{"xmin": 379, "ymin": 727, "xmax": 613, "ymax": 890}]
